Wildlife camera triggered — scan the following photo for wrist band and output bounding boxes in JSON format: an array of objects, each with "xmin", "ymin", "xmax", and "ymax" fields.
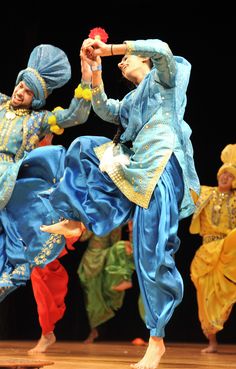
[
  {"xmin": 91, "ymin": 65, "xmax": 102, "ymax": 72},
  {"xmin": 111, "ymin": 44, "xmax": 114, "ymax": 55}
]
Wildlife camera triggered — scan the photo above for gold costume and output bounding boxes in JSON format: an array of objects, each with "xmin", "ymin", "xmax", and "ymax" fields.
[{"xmin": 190, "ymin": 185, "xmax": 236, "ymax": 336}]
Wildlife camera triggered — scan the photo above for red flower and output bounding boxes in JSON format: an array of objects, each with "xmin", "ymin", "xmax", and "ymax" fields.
[{"xmin": 89, "ymin": 27, "xmax": 109, "ymax": 43}]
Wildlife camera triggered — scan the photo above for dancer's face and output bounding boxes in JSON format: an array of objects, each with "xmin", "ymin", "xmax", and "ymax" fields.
[
  {"xmin": 11, "ymin": 81, "xmax": 34, "ymax": 109},
  {"xmin": 218, "ymin": 171, "xmax": 235, "ymax": 191}
]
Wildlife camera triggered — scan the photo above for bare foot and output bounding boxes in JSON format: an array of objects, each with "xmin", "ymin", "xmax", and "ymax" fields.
[
  {"xmin": 28, "ymin": 332, "xmax": 56, "ymax": 354},
  {"xmin": 130, "ymin": 336, "xmax": 165, "ymax": 369},
  {"xmin": 112, "ymin": 280, "xmax": 133, "ymax": 291},
  {"xmin": 83, "ymin": 328, "xmax": 98, "ymax": 344},
  {"xmin": 40, "ymin": 219, "xmax": 86, "ymax": 239},
  {"xmin": 201, "ymin": 344, "xmax": 218, "ymax": 353},
  {"xmin": 201, "ymin": 334, "xmax": 218, "ymax": 353}
]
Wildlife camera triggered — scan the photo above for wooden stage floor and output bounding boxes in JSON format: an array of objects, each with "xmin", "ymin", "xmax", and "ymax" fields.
[{"xmin": 0, "ymin": 340, "xmax": 236, "ymax": 369}]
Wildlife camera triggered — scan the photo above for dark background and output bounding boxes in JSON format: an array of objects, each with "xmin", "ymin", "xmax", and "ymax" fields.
[{"xmin": 0, "ymin": 6, "xmax": 234, "ymax": 345}]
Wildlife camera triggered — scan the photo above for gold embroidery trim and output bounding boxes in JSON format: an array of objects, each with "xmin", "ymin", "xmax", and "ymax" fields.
[
  {"xmin": 26, "ymin": 67, "xmax": 48, "ymax": 98},
  {"xmin": 203, "ymin": 234, "xmax": 226, "ymax": 244},
  {"xmin": 94, "ymin": 142, "xmax": 172, "ymax": 209},
  {"xmin": 92, "ymin": 83, "xmax": 104, "ymax": 96},
  {"xmin": 34, "ymin": 233, "xmax": 63, "ymax": 265},
  {"xmin": 15, "ymin": 117, "xmax": 28, "ymax": 161},
  {"xmin": 125, "ymin": 41, "xmax": 133, "ymax": 55},
  {"xmin": 0, "ymin": 153, "xmax": 14, "ymax": 162}
]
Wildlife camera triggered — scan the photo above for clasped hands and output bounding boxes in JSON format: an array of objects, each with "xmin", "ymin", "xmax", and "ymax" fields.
[{"xmin": 80, "ymin": 38, "xmax": 111, "ymax": 64}]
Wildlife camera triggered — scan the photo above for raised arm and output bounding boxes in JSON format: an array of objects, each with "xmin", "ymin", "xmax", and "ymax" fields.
[
  {"xmin": 84, "ymin": 38, "xmax": 176, "ymax": 88},
  {"xmin": 41, "ymin": 50, "xmax": 92, "ymax": 135},
  {"xmin": 80, "ymin": 39, "xmax": 121, "ymax": 126}
]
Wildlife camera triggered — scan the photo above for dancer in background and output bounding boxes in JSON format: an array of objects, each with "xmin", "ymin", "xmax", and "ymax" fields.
[
  {"xmin": 78, "ymin": 222, "xmax": 136, "ymax": 343},
  {"xmin": 190, "ymin": 143, "xmax": 236, "ymax": 353}
]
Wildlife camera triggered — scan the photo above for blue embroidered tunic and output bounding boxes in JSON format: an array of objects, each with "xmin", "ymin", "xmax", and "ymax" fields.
[{"xmin": 92, "ymin": 39, "xmax": 200, "ymax": 218}]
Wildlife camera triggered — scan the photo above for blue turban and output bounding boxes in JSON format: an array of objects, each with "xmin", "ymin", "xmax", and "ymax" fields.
[{"xmin": 15, "ymin": 44, "xmax": 71, "ymax": 109}]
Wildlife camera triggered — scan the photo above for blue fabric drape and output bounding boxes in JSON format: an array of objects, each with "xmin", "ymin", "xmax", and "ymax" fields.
[{"xmin": 48, "ymin": 136, "xmax": 184, "ymax": 337}]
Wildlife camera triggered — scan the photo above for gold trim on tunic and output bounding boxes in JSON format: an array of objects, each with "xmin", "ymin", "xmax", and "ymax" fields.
[
  {"xmin": 203, "ymin": 234, "xmax": 226, "ymax": 244},
  {"xmin": 94, "ymin": 141, "xmax": 172, "ymax": 209}
]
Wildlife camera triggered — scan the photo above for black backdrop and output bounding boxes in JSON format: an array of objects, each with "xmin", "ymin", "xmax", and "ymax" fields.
[{"xmin": 0, "ymin": 6, "xmax": 234, "ymax": 344}]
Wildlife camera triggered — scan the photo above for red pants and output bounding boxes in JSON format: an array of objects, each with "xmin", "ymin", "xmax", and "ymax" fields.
[{"xmin": 31, "ymin": 258, "xmax": 68, "ymax": 335}]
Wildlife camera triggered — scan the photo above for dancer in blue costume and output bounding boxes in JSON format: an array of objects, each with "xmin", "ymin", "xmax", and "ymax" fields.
[
  {"xmin": 0, "ymin": 44, "xmax": 92, "ymax": 302},
  {"xmin": 41, "ymin": 38, "xmax": 200, "ymax": 369}
]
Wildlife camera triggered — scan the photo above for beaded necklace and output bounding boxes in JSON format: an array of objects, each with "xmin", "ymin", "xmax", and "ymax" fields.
[{"xmin": 4, "ymin": 100, "xmax": 30, "ymax": 120}]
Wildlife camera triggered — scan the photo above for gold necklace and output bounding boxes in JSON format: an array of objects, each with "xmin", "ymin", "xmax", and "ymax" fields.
[{"xmin": 4, "ymin": 100, "xmax": 30, "ymax": 120}]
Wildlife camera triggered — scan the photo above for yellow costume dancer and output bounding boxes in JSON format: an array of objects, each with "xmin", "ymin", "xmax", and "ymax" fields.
[{"xmin": 190, "ymin": 143, "xmax": 236, "ymax": 353}]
